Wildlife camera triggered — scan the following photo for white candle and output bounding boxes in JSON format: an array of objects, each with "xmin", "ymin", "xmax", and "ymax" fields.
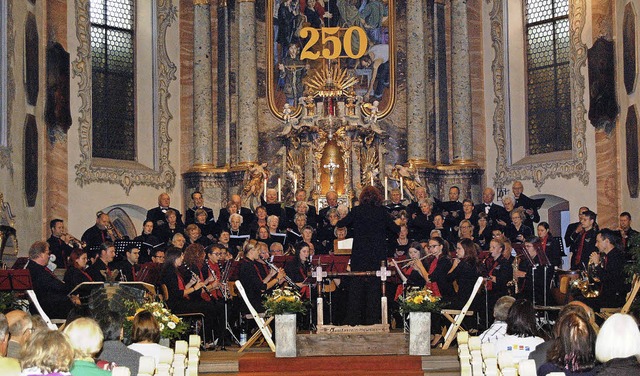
[
  {"xmin": 294, "ymin": 176, "xmax": 298, "ymax": 193},
  {"xmin": 400, "ymin": 177, "xmax": 404, "ymax": 200},
  {"xmin": 370, "ymin": 175, "xmax": 374, "ymax": 186},
  {"xmin": 384, "ymin": 177, "xmax": 388, "ymax": 201},
  {"xmin": 278, "ymin": 178, "xmax": 282, "ymax": 202},
  {"xmin": 263, "ymin": 179, "xmax": 267, "ymax": 201}
]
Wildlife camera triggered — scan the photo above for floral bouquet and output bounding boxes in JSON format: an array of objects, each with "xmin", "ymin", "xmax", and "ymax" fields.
[
  {"xmin": 123, "ymin": 300, "xmax": 188, "ymax": 341},
  {"xmin": 397, "ymin": 288, "xmax": 443, "ymax": 313},
  {"xmin": 263, "ymin": 287, "xmax": 307, "ymax": 315}
]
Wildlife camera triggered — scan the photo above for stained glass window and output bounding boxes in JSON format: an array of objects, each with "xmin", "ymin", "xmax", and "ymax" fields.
[
  {"xmin": 91, "ymin": 0, "xmax": 136, "ymax": 160},
  {"xmin": 525, "ymin": 0, "xmax": 571, "ymax": 155}
]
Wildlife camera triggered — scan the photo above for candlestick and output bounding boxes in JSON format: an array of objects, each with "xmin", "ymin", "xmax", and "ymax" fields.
[
  {"xmin": 278, "ymin": 178, "xmax": 282, "ymax": 202},
  {"xmin": 263, "ymin": 179, "xmax": 267, "ymax": 201},
  {"xmin": 384, "ymin": 177, "xmax": 388, "ymax": 201},
  {"xmin": 400, "ymin": 177, "xmax": 404, "ymax": 200}
]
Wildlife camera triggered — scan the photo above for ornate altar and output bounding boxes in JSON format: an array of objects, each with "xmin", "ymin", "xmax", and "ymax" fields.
[{"xmin": 278, "ymin": 65, "xmax": 388, "ymax": 205}]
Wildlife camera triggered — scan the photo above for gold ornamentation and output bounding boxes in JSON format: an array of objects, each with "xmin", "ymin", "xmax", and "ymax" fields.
[
  {"xmin": 73, "ymin": 0, "xmax": 177, "ymax": 194},
  {"xmin": 193, "ymin": 0, "xmax": 210, "ymax": 5},
  {"xmin": 489, "ymin": 0, "xmax": 588, "ymax": 189},
  {"xmin": 305, "ymin": 65, "xmax": 358, "ymax": 98}
]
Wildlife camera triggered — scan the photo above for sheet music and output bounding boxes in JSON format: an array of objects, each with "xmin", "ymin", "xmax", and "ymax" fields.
[{"xmin": 337, "ymin": 238, "xmax": 353, "ymax": 249}]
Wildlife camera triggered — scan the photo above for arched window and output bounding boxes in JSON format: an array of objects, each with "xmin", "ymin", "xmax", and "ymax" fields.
[
  {"xmin": 525, "ymin": 0, "xmax": 571, "ymax": 155},
  {"xmin": 90, "ymin": 0, "xmax": 136, "ymax": 160}
]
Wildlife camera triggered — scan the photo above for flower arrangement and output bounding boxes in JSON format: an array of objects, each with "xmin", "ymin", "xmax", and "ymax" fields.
[
  {"xmin": 263, "ymin": 287, "xmax": 307, "ymax": 315},
  {"xmin": 397, "ymin": 288, "xmax": 443, "ymax": 313},
  {"xmin": 123, "ymin": 300, "xmax": 188, "ymax": 341}
]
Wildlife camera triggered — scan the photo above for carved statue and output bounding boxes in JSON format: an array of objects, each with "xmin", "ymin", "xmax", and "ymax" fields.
[
  {"xmin": 388, "ymin": 163, "xmax": 422, "ymax": 201},
  {"xmin": 242, "ymin": 162, "xmax": 269, "ymax": 207},
  {"xmin": 361, "ymin": 133, "xmax": 379, "ymax": 188}
]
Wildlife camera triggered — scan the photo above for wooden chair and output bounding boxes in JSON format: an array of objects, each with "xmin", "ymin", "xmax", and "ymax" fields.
[
  {"xmin": 160, "ymin": 284, "xmax": 206, "ymax": 346},
  {"xmin": 441, "ymin": 277, "xmax": 485, "ymax": 350},
  {"xmin": 234, "ymin": 280, "xmax": 276, "ymax": 352},
  {"xmin": 598, "ymin": 273, "xmax": 640, "ymax": 320}
]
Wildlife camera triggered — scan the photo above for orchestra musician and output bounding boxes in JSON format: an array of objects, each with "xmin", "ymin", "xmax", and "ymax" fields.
[
  {"xmin": 568, "ymin": 210, "xmax": 598, "ymax": 270},
  {"xmin": 81, "ymin": 212, "xmax": 113, "ymax": 249},
  {"xmin": 133, "ymin": 220, "xmax": 163, "ymax": 264},
  {"xmin": 63, "ymin": 248, "xmax": 93, "ymax": 289},
  {"xmin": 284, "ymin": 242, "xmax": 313, "ymax": 299},
  {"xmin": 47, "ymin": 219, "xmax": 75, "ymax": 268},
  {"xmin": 484, "ymin": 238, "xmax": 513, "ymax": 322},
  {"xmin": 537, "ymin": 222, "xmax": 564, "ymax": 270},
  {"xmin": 86, "ymin": 242, "xmax": 116, "ymax": 282},
  {"xmin": 514, "ymin": 237, "xmax": 553, "ymax": 306},
  {"xmin": 160, "ymin": 247, "xmax": 218, "ymax": 341},
  {"xmin": 238, "ymin": 239, "xmax": 285, "ymax": 314},
  {"xmin": 113, "ymin": 245, "xmax": 140, "ymax": 282}
]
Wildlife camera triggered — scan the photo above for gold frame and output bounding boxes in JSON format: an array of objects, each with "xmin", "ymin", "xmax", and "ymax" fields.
[{"xmin": 266, "ymin": 0, "xmax": 396, "ymax": 120}]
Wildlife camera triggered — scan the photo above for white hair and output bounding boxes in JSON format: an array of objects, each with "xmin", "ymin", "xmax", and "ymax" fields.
[
  {"xmin": 229, "ymin": 213, "xmax": 243, "ymax": 224},
  {"xmin": 595, "ymin": 313, "xmax": 640, "ymax": 363}
]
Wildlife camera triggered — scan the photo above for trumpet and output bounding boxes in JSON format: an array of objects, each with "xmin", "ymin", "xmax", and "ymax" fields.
[
  {"xmin": 105, "ymin": 221, "xmax": 124, "ymax": 241},
  {"xmin": 62, "ymin": 233, "xmax": 86, "ymax": 249}
]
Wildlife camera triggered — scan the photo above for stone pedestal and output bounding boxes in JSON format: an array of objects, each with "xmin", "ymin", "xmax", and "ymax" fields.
[
  {"xmin": 275, "ymin": 313, "xmax": 297, "ymax": 358},
  {"xmin": 409, "ymin": 311, "xmax": 431, "ymax": 356}
]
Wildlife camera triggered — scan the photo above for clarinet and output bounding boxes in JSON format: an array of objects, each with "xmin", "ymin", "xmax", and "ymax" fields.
[
  {"xmin": 205, "ymin": 260, "xmax": 222, "ymax": 299},
  {"xmin": 184, "ymin": 264, "xmax": 214, "ymax": 299},
  {"xmin": 219, "ymin": 260, "xmax": 233, "ymax": 300},
  {"xmin": 261, "ymin": 256, "xmax": 301, "ymax": 292}
]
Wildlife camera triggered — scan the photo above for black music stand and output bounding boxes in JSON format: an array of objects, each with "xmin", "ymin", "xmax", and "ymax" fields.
[
  {"xmin": 114, "ymin": 240, "xmax": 142, "ymax": 261},
  {"xmin": 0, "ymin": 269, "xmax": 32, "ymax": 291}
]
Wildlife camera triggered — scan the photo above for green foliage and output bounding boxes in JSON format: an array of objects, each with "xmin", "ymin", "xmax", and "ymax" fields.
[
  {"xmin": 397, "ymin": 287, "xmax": 444, "ymax": 313},
  {"xmin": 0, "ymin": 292, "xmax": 27, "ymax": 313},
  {"xmin": 123, "ymin": 300, "xmax": 189, "ymax": 341},
  {"xmin": 263, "ymin": 287, "xmax": 307, "ymax": 315}
]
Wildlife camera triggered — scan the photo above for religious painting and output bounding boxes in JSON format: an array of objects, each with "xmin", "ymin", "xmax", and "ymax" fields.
[
  {"xmin": 587, "ymin": 37, "xmax": 618, "ymax": 133},
  {"xmin": 623, "ymin": 3, "xmax": 636, "ymax": 95},
  {"xmin": 267, "ymin": 0, "xmax": 395, "ymax": 120},
  {"xmin": 24, "ymin": 115, "xmax": 38, "ymax": 207},
  {"xmin": 45, "ymin": 42, "xmax": 72, "ymax": 138},
  {"xmin": 626, "ymin": 106, "xmax": 639, "ymax": 198},
  {"xmin": 25, "ymin": 12, "xmax": 39, "ymax": 106}
]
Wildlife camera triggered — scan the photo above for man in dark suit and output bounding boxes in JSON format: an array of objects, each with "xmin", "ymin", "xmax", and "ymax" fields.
[
  {"xmin": 81, "ymin": 212, "xmax": 113, "ymax": 248},
  {"xmin": 568, "ymin": 210, "xmax": 598, "ymax": 270},
  {"xmin": 25, "ymin": 241, "xmax": 76, "ymax": 319},
  {"xmin": 564, "ymin": 206, "xmax": 589, "ymax": 250},
  {"xmin": 618, "ymin": 212, "xmax": 639, "ymax": 258},
  {"xmin": 582, "ymin": 228, "xmax": 629, "ymax": 310},
  {"xmin": 146, "ymin": 193, "xmax": 184, "ymax": 228},
  {"xmin": 512, "ymin": 181, "xmax": 540, "ymax": 230},
  {"xmin": 46, "ymin": 219, "xmax": 74, "ymax": 268},
  {"xmin": 218, "ymin": 194, "xmax": 255, "ymax": 230},
  {"xmin": 385, "ymin": 188, "xmax": 406, "ymax": 219},
  {"xmin": 473, "ymin": 187, "xmax": 510, "ymax": 228},
  {"xmin": 113, "ymin": 244, "xmax": 140, "ymax": 282},
  {"xmin": 87, "ymin": 242, "xmax": 116, "ymax": 282},
  {"xmin": 185, "ymin": 191, "xmax": 214, "ymax": 225},
  {"xmin": 318, "ymin": 190, "xmax": 339, "ymax": 227},
  {"xmin": 438, "ymin": 186, "xmax": 463, "ymax": 224}
]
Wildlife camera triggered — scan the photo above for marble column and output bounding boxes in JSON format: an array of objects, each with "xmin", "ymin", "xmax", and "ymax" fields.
[
  {"xmin": 406, "ymin": 0, "xmax": 429, "ymax": 167},
  {"xmin": 451, "ymin": 0, "xmax": 474, "ymax": 164},
  {"xmin": 237, "ymin": 0, "xmax": 259, "ymax": 164},
  {"xmin": 193, "ymin": 0, "xmax": 214, "ymax": 166}
]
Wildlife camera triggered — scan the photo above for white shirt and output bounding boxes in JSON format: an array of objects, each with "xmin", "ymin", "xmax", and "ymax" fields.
[
  {"xmin": 480, "ymin": 320, "xmax": 508, "ymax": 343},
  {"xmin": 494, "ymin": 334, "xmax": 545, "ymax": 364},
  {"xmin": 128, "ymin": 342, "xmax": 171, "ymax": 366}
]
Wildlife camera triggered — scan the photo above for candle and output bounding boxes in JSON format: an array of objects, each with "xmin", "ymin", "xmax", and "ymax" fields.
[
  {"xmin": 400, "ymin": 177, "xmax": 404, "ymax": 200},
  {"xmin": 384, "ymin": 177, "xmax": 388, "ymax": 201},
  {"xmin": 370, "ymin": 175, "xmax": 374, "ymax": 186},
  {"xmin": 263, "ymin": 179, "xmax": 267, "ymax": 201},
  {"xmin": 294, "ymin": 176, "xmax": 298, "ymax": 193},
  {"xmin": 278, "ymin": 178, "xmax": 282, "ymax": 202}
]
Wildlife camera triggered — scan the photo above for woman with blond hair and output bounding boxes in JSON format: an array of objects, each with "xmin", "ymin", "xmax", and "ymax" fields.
[
  {"xmin": 20, "ymin": 329, "xmax": 75, "ymax": 376},
  {"xmin": 63, "ymin": 317, "xmax": 110, "ymax": 375}
]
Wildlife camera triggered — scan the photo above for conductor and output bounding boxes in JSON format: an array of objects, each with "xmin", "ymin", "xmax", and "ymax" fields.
[{"xmin": 336, "ymin": 186, "xmax": 400, "ymax": 325}]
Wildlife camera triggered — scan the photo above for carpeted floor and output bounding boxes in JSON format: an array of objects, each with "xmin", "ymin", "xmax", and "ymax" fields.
[{"xmin": 237, "ymin": 352, "xmax": 424, "ymax": 376}]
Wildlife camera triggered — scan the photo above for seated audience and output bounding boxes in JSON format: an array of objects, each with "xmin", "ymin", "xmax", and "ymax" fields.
[
  {"xmin": 494, "ymin": 299, "xmax": 544, "ymax": 363},
  {"xmin": 0, "ymin": 313, "xmax": 20, "ymax": 375},
  {"xmin": 62, "ymin": 317, "xmax": 111, "ymax": 375},
  {"xmin": 6, "ymin": 310, "xmax": 33, "ymax": 359},
  {"xmin": 19, "ymin": 329, "xmax": 74, "ymax": 376},
  {"xmin": 97, "ymin": 311, "xmax": 141, "ymax": 375},
  {"xmin": 479, "ymin": 296, "xmax": 515, "ymax": 343},
  {"xmin": 127, "ymin": 310, "xmax": 171, "ymax": 366},
  {"xmin": 537, "ymin": 312, "xmax": 596, "ymax": 376},
  {"xmin": 593, "ymin": 313, "xmax": 640, "ymax": 374}
]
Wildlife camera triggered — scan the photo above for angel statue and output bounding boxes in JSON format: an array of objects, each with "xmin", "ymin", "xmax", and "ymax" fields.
[
  {"xmin": 242, "ymin": 162, "xmax": 269, "ymax": 208},
  {"xmin": 387, "ymin": 163, "xmax": 422, "ymax": 201}
]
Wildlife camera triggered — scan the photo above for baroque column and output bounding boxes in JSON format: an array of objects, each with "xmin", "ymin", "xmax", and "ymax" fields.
[
  {"xmin": 237, "ymin": 0, "xmax": 259, "ymax": 165},
  {"xmin": 193, "ymin": 0, "xmax": 214, "ymax": 167},
  {"xmin": 450, "ymin": 0, "xmax": 475, "ymax": 165},
  {"xmin": 406, "ymin": 0, "xmax": 430, "ymax": 167}
]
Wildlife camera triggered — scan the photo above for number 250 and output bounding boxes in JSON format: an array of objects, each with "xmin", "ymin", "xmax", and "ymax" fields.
[{"xmin": 299, "ymin": 26, "xmax": 367, "ymax": 60}]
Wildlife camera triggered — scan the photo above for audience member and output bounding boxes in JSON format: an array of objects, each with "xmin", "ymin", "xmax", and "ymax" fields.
[
  {"xmin": 593, "ymin": 313, "xmax": 640, "ymax": 374},
  {"xmin": 63, "ymin": 317, "xmax": 111, "ymax": 375},
  {"xmin": 97, "ymin": 311, "xmax": 141, "ymax": 375},
  {"xmin": 6, "ymin": 310, "xmax": 32, "ymax": 359},
  {"xmin": 494, "ymin": 299, "xmax": 544, "ymax": 363},
  {"xmin": 538, "ymin": 312, "xmax": 596, "ymax": 375},
  {"xmin": 0, "ymin": 313, "xmax": 20, "ymax": 375},
  {"xmin": 19, "ymin": 329, "xmax": 74, "ymax": 376},
  {"xmin": 479, "ymin": 296, "xmax": 515, "ymax": 343},
  {"xmin": 127, "ymin": 310, "xmax": 171, "ymax": 367}
]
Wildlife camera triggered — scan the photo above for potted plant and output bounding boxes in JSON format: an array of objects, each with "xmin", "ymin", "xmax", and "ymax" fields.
[
  {"xmin": 123, "ymin": 300, "xmax": 189, "ymax": 346},
  {"xmin": 398, "ymin": 288, "xmax": 443, "ymax": 355},
  {"xmin": 263, "ymin": 287, "xmax": 306, "ymax": 357}
]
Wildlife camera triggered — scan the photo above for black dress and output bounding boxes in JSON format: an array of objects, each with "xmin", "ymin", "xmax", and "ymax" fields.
[
  {"xmin": 237, "ymin": 259, "xmax": 269, "ymax": 314},
  {"xmin": 446, "ymin": 260, "xmax": 480, "ymax": 309}
]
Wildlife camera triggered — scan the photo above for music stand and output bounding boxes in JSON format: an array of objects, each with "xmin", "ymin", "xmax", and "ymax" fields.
[
  {"xmin": 272, "ymin": 255, "xmax": 295, "ymax": 269},
  {"xmin": 0, "ymin": 269, "xmax": 32, "ymax": 291},
  {"xmin": 114, "ymin": 240, "xmax": 143, "ymax": 261}
]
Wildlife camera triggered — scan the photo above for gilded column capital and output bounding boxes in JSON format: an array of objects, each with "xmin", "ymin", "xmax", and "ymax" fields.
[
  {"xmin": 237, "ymin": 0, "xmax": 255, "ymax": 3},
  {"xmin": 193, "ymin": 0, "xmax": 210, "ymax": 5}
]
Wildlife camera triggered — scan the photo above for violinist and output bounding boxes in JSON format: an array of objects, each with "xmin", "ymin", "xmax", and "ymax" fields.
[{"xmin": 485, "ymin": 238, "xmax": 513, "ymax": 322}]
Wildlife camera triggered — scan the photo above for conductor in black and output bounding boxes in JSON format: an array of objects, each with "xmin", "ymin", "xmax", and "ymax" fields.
[{"xmin": 336, "ymin": 186, "xmax": 400, "ymax": 325}]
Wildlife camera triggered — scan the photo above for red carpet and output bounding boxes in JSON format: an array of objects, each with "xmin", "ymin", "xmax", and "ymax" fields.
[{"xmin": 238, "ymin": 352, "xmax": 424, "ymax": 376}]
